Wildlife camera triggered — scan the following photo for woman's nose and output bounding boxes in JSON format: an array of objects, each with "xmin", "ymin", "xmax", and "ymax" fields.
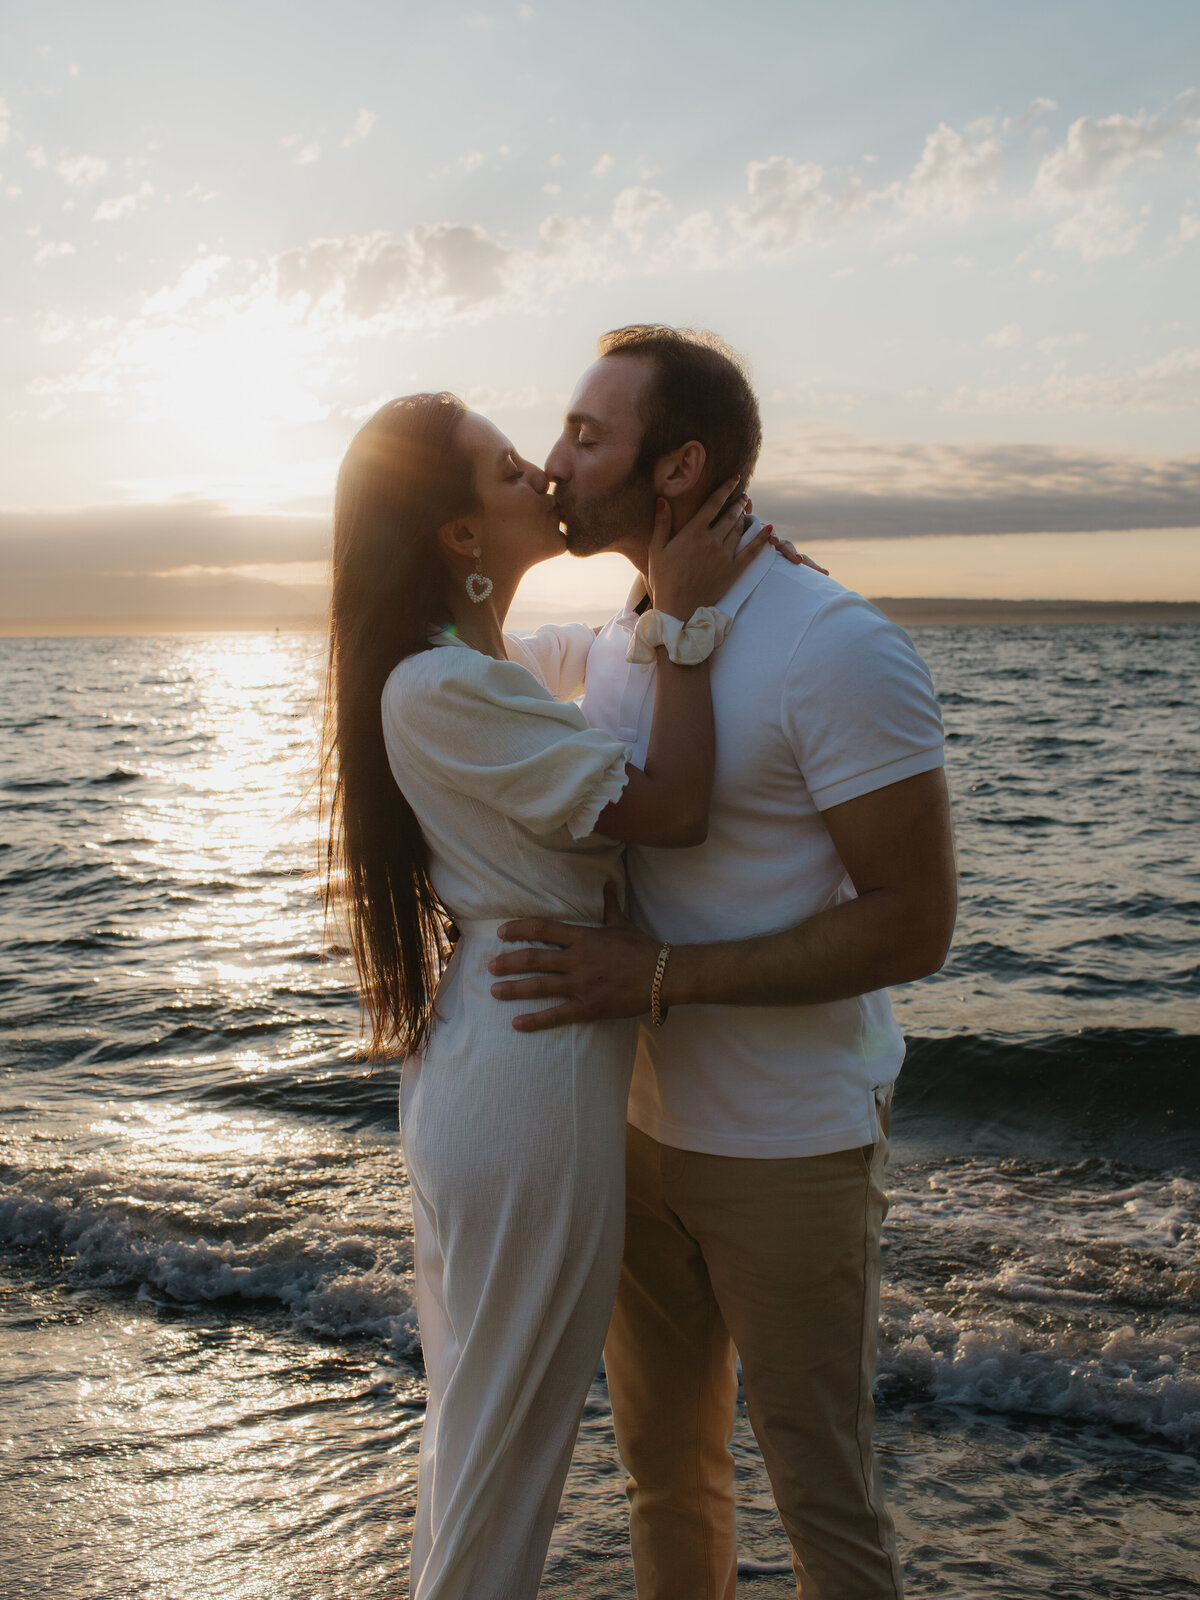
[{"xmin": 524, "ymin": 458, "xmax": 550, "ymax": 493}]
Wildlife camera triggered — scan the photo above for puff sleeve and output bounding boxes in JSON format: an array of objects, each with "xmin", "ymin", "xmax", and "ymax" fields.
[
  {"xmin": 502, "ymin": 622, "xmax": 596, "ymax": 701},
  {"xmin": 383, "ymin": 650, "xmax": 631, "ymax": 840}
]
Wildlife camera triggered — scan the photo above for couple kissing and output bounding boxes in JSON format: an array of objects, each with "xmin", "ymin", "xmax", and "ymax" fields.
[{"xmin": 322, "ymin": 323, "xmax": 957, "ymax": 1600}]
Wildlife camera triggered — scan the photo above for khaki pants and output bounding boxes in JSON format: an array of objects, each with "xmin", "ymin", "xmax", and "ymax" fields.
[{"xmin": 603, "ymin": 1102, "xmax": 902, "ymax": 1600}]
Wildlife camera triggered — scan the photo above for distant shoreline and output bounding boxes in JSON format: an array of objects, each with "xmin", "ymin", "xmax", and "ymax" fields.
[
  {"xmin": 1, "ymin": 598, "xmax": 1199, "ymax": 637},
  {"xmin": 871, "ymin": 598, "xmax": 1200, "ymax": 625}
]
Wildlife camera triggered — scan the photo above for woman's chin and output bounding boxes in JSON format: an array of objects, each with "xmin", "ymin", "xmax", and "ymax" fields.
[{"xmin": 534, "ymin": 529, "xmax": 569, "ymax": 563}]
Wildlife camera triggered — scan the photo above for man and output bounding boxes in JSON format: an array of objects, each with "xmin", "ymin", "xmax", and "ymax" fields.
[{"xmin": 489, "ymin": 325, "xmax": 957, "ymax": 1599}]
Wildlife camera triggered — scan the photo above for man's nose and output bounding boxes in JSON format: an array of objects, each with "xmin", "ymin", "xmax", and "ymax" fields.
[{"xmin": 544, "ymin": 439, "xmax": 569, "ymax": 484}]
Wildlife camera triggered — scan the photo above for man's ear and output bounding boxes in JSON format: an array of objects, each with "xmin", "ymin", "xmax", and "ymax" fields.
[
  {"xmin": 653, "ymin": 440, "xmax": 706, "ymax": 497},
  {"xmin": 436, "ymin": 517, "xmax": 476, "ymax": 564}
]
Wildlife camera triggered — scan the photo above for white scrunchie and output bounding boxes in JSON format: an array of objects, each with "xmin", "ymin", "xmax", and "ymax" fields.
[{"xmin": 626, "ymin": 605, "xmax": 732, "ymax": 668}]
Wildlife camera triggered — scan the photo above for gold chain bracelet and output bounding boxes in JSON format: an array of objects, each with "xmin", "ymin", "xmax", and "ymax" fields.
[{"xmin": 650, "ymin": 942, "xmax": 672, "ymax": 1028}]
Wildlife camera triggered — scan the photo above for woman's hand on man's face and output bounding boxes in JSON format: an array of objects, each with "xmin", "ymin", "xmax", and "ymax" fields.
[{"xmin": 649, "ymin": 477, "xmax": 766, "ymax": 619}]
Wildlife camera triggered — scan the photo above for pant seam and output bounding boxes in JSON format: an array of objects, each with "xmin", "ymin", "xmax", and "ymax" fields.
[
  {"xmin": 667, "ymin": 1152, "xmax": 724, "ymax": 1600},
  {"xmin": 854, "ymin": 1146, "xmax": 902, "ymax": 1600}
]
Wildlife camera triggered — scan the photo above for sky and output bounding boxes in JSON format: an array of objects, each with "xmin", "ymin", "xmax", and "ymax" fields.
[{"xmin": 2, "ymin": 0, "xmax": 1198, "ymax": 628}]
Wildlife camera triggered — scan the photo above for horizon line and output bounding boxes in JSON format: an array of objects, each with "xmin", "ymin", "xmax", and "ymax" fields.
[{"xmin": 3, "ymin": 597, "xmax": 1199, "ymax": 638}]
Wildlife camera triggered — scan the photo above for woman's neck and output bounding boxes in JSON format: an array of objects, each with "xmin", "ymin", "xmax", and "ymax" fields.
[{"xmin": 440, "ymin": 572, "xmax": 520, "ymax": 659}]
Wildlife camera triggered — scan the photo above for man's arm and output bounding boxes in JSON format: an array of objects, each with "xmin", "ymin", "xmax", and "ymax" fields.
[{"xmin": 488, "ymin": 766, "xmax": 957, "ymax": 1032}]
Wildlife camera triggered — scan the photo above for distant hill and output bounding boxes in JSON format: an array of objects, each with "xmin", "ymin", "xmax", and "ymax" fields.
[{"xmin": 871, "ymin": 598, "xmax": 1200, "ymax": 625}]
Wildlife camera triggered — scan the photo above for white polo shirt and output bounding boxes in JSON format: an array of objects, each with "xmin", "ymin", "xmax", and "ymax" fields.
[{"xmin": 580, "ymin": 523, "xmax": 945, "ymax": 1159}]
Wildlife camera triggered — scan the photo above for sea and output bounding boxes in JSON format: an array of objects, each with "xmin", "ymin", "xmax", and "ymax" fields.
[{"xmin": 1, "ymin": 622, "xmax": 1197, "ymax": 1600}]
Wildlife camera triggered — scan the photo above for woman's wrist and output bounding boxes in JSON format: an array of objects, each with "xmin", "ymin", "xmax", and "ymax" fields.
[
  {"xmin": 651, "ymin": 596, "xmax": 694, "ymax": 622},
  {"xmin": 627, "ymin": 605, "xmax": 731, "ymax": 668}
]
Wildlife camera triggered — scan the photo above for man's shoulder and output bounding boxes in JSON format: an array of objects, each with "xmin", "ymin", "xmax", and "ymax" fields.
[{"xmin": 736, "ymin": 558, "xmax": 900, "ymax": 662}]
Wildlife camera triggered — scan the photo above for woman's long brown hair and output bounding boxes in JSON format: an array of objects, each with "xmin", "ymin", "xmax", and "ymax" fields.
[{"xmin": 321, "ymin": 392, "xmax": 477, "ymax": 1057}]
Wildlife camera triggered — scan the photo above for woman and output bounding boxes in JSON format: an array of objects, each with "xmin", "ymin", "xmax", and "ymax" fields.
[{"xmin": 322, "ymin": 392, "xmax": 764, "ymax": 1600}]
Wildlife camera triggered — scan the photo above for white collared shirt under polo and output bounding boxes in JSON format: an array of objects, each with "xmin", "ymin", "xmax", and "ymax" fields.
[{"xmin": 580, "ymin": 522, "xmax": 946, "ymax": 1160}]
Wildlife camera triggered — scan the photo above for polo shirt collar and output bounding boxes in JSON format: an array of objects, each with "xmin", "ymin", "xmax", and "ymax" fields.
[{"xmin": 615, "ymin": 515, "xmax": 774, "ymax": 628}]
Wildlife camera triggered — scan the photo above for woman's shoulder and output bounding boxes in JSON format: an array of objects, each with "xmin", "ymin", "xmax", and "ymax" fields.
[{"xmin": 382, "ymin": 642, "xmax": 567, "ymax": 727}]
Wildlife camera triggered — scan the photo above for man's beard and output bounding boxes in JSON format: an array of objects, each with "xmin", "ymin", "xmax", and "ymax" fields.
[{"xmin": 560, "ymin": 471, "xmax": 655, "ymax": 557}]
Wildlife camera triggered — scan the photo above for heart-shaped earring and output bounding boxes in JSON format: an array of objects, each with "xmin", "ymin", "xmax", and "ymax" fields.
[{"xmin": 466, "ymin": 546, "xmax": 493, "ymax": 604}]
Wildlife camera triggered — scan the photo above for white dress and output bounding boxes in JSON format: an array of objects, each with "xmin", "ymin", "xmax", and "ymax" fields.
[{"xmin": 381, "ymin": 625, "xmax": 638, "ymax": 1600}]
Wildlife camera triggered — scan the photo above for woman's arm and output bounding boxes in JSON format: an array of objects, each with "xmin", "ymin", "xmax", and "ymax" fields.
[
  {"xmin": 595, "ymin": 654, "xmax": 715, "ymax": 846},
  {"xmin": 595, "ymin": 481, "xmax": 767, "ymax": 848}
]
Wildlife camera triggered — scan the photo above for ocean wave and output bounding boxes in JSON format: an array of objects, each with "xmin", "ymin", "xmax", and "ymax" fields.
[
  {"xmin": 88, "ymin": 767, "xmax": 142, "ymax": 786},
  {"xmin": 878, "ymin": 1290, "xmax": 1200, "ymax": 1447},
  {"xmin": 897, "ymin": 1029, "xmax": 1200, "ymax": 1163},
  {"xmin": 7, "ymin": 1176, "xmax": 1195, "ymax": 1445},
  {"xmin": 4, "ymin": 1123, "xmax": 1198, "ymax": 1450},
  {"xmin": 193, "ymin": 1067, "xmax": 398, "ymax": 1128},
  {"xmin": 0, "ymin": 1180, "xmax": 418, "ymax": 1353}
]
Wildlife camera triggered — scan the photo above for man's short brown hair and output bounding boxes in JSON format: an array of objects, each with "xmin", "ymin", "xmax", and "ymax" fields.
[{"xmin": 597, "ymin": 324, "xmax": 762, "ymax": 493}]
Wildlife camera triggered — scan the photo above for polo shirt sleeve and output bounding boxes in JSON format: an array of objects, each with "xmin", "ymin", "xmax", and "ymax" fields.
[{"xmin": 780, "ymin": 590, "xmax": 944, "ymax": 812}]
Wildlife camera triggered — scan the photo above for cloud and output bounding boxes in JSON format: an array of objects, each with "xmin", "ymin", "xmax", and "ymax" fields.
[
  {"xmin": 274, "ymin": 223, "xmax": 516, "ymax": 320},
  {"xmin": 1034, "ymin": 93, "xmax": 1198, "ymax": 202},
  {"xmin": 54, "ymin": 152, "xmax": 110, "ymax": 186},
  {"xmin": 342, "ymin": 108, "xmax": 377, "ymax": 147},
  {"xmin": 6, "ymin": 438, "xmax": 1196, "ymax": 624},
  {"xmin": 983, "ymin": 322, "xmax": 1023, "ymax": 349},
  {"xmin": 591, "ymin": 154, "xmax": 613, "ymax": 178},
  {"xmin": 0, "ymin": 97, "xmax": 11, "ymax": 146},
  {"xmin": 894, "ymin": 122, "xmax": 1003, "ymax": 218},
  {"xmin": 281, "ymin": 133, "xmax": 321, "ymax": 165},
  {"xmin": 28, "ymin": 148, "xmax": 109, "ymax": 185},
  {"xmin": 1179, "ymin": 209, "xmax": 1200, "ymax": 242},
  {"xmin": 649, "ymin": 209, "xmax": 724, "ymax": 272},
  {"xmin": 730, "ymin": 156, "xmax": 830, "ymax": 252},
  {"xmin": 6, "ymin": 427, "xmax": 1199, "ymax": 625},
  {"xmin": 0, "ymin": 502, "xmax": 329, "ymax": 624},
  {"xmin": 141, "ymin": 253, "xmax": 232, "ymax": 315},
  {"xmin": 1037, "ymin": 332, "xmax": 1088, "ymax": 353},
  {"xmin": 947, "ymin": 347, "xmax": 1200, "ymax": 412},
  {"xmin": 33, "ymin": 239, "xmax": 76, "ymax": 263},
  {"xmin": 612, "ymin": 185, "xmax": 669, "ymax": 246},
  {"xmin": 94, "ymin": 180, "xmax": 154, "ymax": 221},
  {"xmin": 1052, "ymin": 201, "xmax": 1144, "ymax": 260},
  {"xmin": 32, "ymin": 213, "xmax": 626, "ymax": 430},
  {"xmin": 756, "ymin": 431, "xmax": 1200, "ymax": 539},
  {"xmin": 34, "ymin": 311, "xmax": 76, "ymax": 343},
  {"xmin": 1008, "ymin": 96, "xmax": 1058, "ymax": 132}
]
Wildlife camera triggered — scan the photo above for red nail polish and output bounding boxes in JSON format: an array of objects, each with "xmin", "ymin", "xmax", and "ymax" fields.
[
  {"xmin": 655, "ymin": 497, "xmax": 666, "ymax": 512},
  {"xmin": 764, "ymin": 524, "xmax": 775, "ymax": 534}
]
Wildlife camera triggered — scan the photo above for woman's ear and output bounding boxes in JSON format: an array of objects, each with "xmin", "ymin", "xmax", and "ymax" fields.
[
  {"xmin": 653, "ymin": 439, "xmax": 706, "ymax": 497},
  {"xmin": 436, "ymin": 517, "xmax": 477, "ymax": 565}
]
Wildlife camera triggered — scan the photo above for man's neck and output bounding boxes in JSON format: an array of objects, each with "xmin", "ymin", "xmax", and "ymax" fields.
[{"xmin": 629, "ymin": 506, "xmax": 755, "ymax": 603}]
